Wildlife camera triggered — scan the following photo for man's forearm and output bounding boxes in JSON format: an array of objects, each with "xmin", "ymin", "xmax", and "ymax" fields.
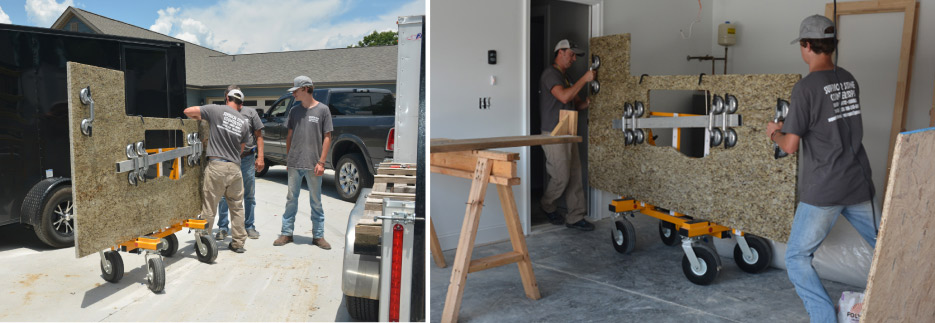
[
  {"xmin": 320, "ymin": 134, "xmax": 332, "ymax": 164},
  {"xmin": 255, "ymin": 130, "xmax": 264, "ymax": 158}
]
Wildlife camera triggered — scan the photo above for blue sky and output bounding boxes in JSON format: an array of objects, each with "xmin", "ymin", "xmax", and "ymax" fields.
[{"xmin": 0, "ymin": 0, "xmax": 424, "ymax": 54}]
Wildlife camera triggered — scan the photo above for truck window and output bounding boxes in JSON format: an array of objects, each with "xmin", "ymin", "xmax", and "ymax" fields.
[
  {"xmin": 269, "ymin": 97, "xmax": 294, "ymax": 118},
  {"xmin": 372, "ymin": 93, "xmax": 395, "ymax": 116},
  {"xmin": 330, "ymin": 92, "xmax": 373, "ymax": 116}
]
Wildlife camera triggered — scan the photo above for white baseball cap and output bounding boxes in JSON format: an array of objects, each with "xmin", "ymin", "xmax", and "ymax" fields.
[
  {"xmin": 554, "ymin": 39, "xmax": 585, "ymax": 56},
  {"xmin": 227, "ymin": 89, "xmax": 245, "ymax": 101}
]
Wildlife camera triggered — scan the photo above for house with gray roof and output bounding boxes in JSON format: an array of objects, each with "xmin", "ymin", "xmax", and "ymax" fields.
[{"xmin": 51, "ymin": 7, "xmax": 397, "ymax": 109}]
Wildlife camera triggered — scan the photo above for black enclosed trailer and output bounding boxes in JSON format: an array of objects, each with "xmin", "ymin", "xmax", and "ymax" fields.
[{"xmin": 0, "ymin": 23, "xmax": 186, "ymax": 247}]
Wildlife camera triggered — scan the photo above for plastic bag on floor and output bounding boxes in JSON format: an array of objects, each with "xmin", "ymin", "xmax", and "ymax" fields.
[{"xmin": 837, "ymin": 291, "xmax": 864, "ymax": 323}]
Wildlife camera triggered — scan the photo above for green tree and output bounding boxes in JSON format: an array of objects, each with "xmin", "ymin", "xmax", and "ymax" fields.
[{"xmin": 348, "ymin": 30, "xmax": 398, "ymax": 48}]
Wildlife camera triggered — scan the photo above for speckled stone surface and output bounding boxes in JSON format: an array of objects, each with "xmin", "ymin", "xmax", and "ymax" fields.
[
  {"xmin": 863, "ymin": 129, "xmax": 935, "ymax": 322},
  {"xmin": 67, "ymin": 62, "xmax": 206, "ymax": 258},
  {"xmin": 588, "ymin": 34, "xmax": 800, "ymax": 243}
]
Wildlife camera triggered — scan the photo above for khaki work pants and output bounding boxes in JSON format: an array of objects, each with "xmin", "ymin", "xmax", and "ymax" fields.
[
  {"xmin": 541, "ymin": 133, "xmax": 587, "ymax": 224},
  {"xmin": 201, "ymin": 160, "xmax": 246, "ymax": 248}
]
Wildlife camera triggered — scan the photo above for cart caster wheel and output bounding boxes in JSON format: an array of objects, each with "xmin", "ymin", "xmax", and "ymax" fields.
[
  {"xmin": 611, "ymin": 220, "xmax": 636, "ymax": 254},
  {"xmin": 160, "ymin": 233, "xmax": 179, "ymax": 257},
  {"xmin": 146, "ymin": 257, "xmax": 165, "ymax": 293},
  {"xmin": 681, "ymin": 245, "xmax": 721, "ymax": 285},
  {"xmin": 101, "ymin": 250, "xmax": 124, "ymax": 283},
  {"xmin": 658, "ymin": 221, "xmax": 679, "ymax": 246},
  {"xmin": 195, "ymin": 234, "xmax": 218, "ymax": 263},
  {"xmin": 734, "ymin": 235, "xmax": 772, "ymax": 274}
]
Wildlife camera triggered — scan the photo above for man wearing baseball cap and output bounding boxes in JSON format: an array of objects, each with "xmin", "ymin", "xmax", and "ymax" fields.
[
  {"xmin": 767, "ymin": 14, "xmax": 878, "ymax": 322},
  {"xmin": 538, "ymin": 39, "xmax": 596, "ymax": 231},
  {"xmin": 214, "ymin": 85, "xmax": 266, "ymax": 242},
  {"xmin": 273, "ymin": 76, "xmax": 334, "ymax": 250},
  {"xmin": 184, "ymin": 86, "xmax": 252, "ymax": 255}
]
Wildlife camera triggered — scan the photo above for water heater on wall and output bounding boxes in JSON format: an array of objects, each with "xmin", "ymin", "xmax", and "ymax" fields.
[{"xmin": 718, "ymin": 21, "xmax": 737, "ymax": 46}]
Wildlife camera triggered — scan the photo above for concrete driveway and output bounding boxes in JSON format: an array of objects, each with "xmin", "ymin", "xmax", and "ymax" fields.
[{"xmin": 0, "ymin": 166, "xmax": 355, "ymax": 321}]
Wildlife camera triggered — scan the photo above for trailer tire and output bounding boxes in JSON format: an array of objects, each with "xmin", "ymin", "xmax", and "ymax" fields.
[
  {"xmin": 681, "ymin": 245, "xmax": 721, "ymax": 285},
  {"xmin": 345, "ymin": 295, "xmax": 378, "ymax": 321},
  {"xmin": 146, "ymin": 257, "xmax": 165, "ymax": 293},
  {"xmin": 611, "ymin": 220, "xmax": 636, "ymax": 254},
  {"xmin": 733, "ymin": 235, "xmax": 772, "ymax": 274},
  {"xmin": 101, "ymin": 250, "xmax": 124, "ymax": 283},
  {"xmin": 33, "ymin": 185, "xmax": 75, "ymax": 248},
  {"xmin": 160, "ymin": 234, "xmax": 179, "ymax": 257},
  {"xmin": 195, "ymin": 234, "xmax": 218, "ymax": 263},
  {"xmin": 658, "ymin": 220, "xmax": 679, "ymax": 246}
]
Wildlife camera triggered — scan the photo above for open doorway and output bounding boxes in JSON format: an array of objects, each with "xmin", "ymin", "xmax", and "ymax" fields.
[{"xmin": 529, "ymin": 0, "xmax": 591, "ymax": 228}]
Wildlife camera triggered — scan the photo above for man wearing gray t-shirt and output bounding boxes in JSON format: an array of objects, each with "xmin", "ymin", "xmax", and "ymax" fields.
[
  {"xmin": 273, "ymin": 76, "xmax": 334, "ymax": 250},
  {"xmin": 184, "ymin": 90, "xmax": 252, "ymax": 254},
  {"xmin": 767, "ymin": 15, "xmax": 878, "ymax": 322},
  {"xmin": 538, "ymin": 39, "xmax": 596, "ymax": 231},
  {"xmin": 215, "ymin": 85, "xmax": 265, "ymax": 241}
]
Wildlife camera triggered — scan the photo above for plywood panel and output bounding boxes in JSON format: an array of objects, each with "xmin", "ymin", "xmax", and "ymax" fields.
[
  {"xmin": 67, "ymin": 62, "xmax": 205, "ymax": 257},
  {"xmin": 861, "ymin": 127, "xmax": 935, "ymax": 322},
  {"xmin": 588, "ymin": 34, "xmax": 800, "ymax": 242}
]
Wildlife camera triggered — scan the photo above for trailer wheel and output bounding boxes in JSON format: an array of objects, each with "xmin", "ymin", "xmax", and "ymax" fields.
[
  {"xmin": 611, "ymin": 220, "xmax": 636, "ymax": 254},
  {"xmin": 33, "ymin": 185, "xmax": 75, "ymax": 248},
  {"xmin": 101, "ymin": 251, "xmax": 124, "ymax": 283},
  {"xmin": 345, "ymin": 295, "xmax": 378, "ymax": 321},
  {"xmin": 681, "ymin": 245, "xmax": 721, "ymax": 285},
  {"xmin": 160, "ymin": 234, "xmax": 179, "ymax": 257},
  {"xmin": 146, "ymin": 257, "xmax": 166, "ymax": 293},
  {"xmin": 195, "ymin": 234, "xmax": 218, "ymax": 263},
  {"xmin": 658, "ymin": 220, "xmax": 679, "ymax": 246},
  {"xmin": 733, "ymin": 235, "xmax": 772, "ymax": 274}
]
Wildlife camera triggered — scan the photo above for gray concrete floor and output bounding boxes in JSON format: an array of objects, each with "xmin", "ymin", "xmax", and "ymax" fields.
[
  {"xmin": 0, "ymin": 166, "xmax": 355, "ymax": 321},
  {"xmin": 430, "ymin": 213, "xmax": 858, "ymax": 323}
]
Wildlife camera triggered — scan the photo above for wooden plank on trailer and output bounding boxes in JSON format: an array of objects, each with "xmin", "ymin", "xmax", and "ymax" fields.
[
  {"xmin": 862, "ymin": 128, "xmax": 935, "ymax": 322},
  {"xmin": 374, "ymin": 174, "xmax": 417, "ymax": 184},
  {"xmin": 377, "ymin": 167, "xmax": 417, "ymax": 176},
  {"xmin": 430, "ymin": 134, "xmax": 581, "ymax": 153}
]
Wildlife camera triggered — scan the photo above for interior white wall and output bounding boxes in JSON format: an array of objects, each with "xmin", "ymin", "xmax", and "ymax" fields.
[
  {"xmin": 430, "ymin": 0, "xmax": 530, "ymax": 250},
  {"xmin": 711, "ymin": 0, "xmax": 935, "ymax": 288}
]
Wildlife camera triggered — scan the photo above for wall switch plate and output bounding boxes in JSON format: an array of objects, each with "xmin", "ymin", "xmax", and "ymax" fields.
[{"xmin": 488, "ymin": 50, "xmax": 496, "ymax": 64}]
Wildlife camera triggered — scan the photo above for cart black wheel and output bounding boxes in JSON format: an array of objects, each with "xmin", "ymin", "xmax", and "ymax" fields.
[
  {"xmin": 658, "ymin": 220, "xmax": 679, "ymax": 246},
  {"xmin": 146, "ymin": 257, "xmax": 165, "ymax": 293},
  {"xmin": 160, "ymin": 234, "xmax": 179, "ymax": 257},
  {"xmin": 345, "ymin": 294, "xmax": 378, "ymax": 321},
  {"xmin": 733, "ymin": 235, "xmax": 772, "ymax": 274},
  {"xmin": 611, "ymin": 220, "xmax": 636, "ymax": 254},
  {"xmin": 101, "ymin": 250, "xmax": 124, "ymax": 283},
  {"xmin": 681, "ymin": 245, "xmax": 721, "ymax": 285},
  {"xmin": 195, "ymin": 234, "xmax": 218, "ymax": 263}
]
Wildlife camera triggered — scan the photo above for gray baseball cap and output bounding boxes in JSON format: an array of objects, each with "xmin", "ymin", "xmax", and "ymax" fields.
[
  {"xmin": 791, "ymin": 14, "xmax": 835, "ymax": 44},
  {"xmin": 288, "ymin": 75, "xmax": 314, "ymax": 92}
]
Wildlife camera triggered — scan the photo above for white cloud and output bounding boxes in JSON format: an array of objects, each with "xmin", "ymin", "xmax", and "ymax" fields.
[
  {"xmin": 147, "ymin": 0, "xmax": 425, "ymax": 54},
  {"xmin": 0, "ymin": 6, "xmax": 12, "ymax": 24},
  {"xmin": 25, "ymin": 0, "xmax": 74, "ymax": 27}
]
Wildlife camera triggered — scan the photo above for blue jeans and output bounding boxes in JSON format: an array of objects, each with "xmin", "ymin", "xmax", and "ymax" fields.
[
  {"xmin": 217, "ymin": 153, "xmax": 256, "ymax": 231},
  {"xmin": 785, "ymin": 200, "xmax": 879, "ymax": 322},
  {"xmin": 280, "ymin": 167, "xmax": 325, "ymax": 238}
]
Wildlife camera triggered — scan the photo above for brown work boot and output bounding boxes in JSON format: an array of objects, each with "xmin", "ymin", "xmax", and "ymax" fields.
[
  {"xmin": 312, "ymin": 237, "xmax": 331, "ymax": 250},
  {"xmin": 273, "ymin": 235, "xmax": 293, "ymax": 246}
]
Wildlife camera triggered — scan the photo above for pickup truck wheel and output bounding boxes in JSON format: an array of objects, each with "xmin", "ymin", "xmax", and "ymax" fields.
[
  {"xmin": 33, "ymin": 185, "xmax": 75, "ymax": 248},
  {"xmin": 335, "ymin": 153, "xmax": 372, "ymax": 202},
  {"xmin": 255, "ymin": 161, "xmax": 270, "ymax": 177},
  {"xmin": 345, "ymin": 295, "xmax": 378, "ymax": 321}
]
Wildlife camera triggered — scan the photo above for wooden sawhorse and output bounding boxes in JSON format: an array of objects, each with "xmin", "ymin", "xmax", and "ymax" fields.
[{"xmin": 430, "ymin": 111, "xmax": 581, "ymax": 323}]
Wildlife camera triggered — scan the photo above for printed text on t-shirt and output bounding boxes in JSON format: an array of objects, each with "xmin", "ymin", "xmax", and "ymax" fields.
[
  {"xmin": 824, "ymin": 80, "xmax": 859, "ymax": 122},
  {"xmin": 308, "ymin": 115, "xmax": 320, "ymax": 123},
  {"xmin": 219, "ymin": 111, "xmax": 246, "ymax": 136}
]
